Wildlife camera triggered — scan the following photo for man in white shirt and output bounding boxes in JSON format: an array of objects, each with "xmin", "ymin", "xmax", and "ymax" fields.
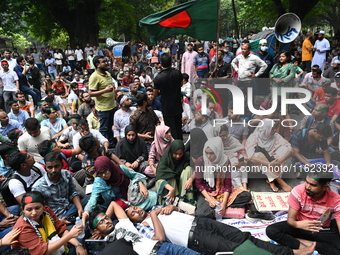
[
  {"xmin": 65, "ymin": 45, "xmax": 75, "ymax": 71},
  {"xmin": 312, "ymin": 31, "xmax": 330, "ymax": 72},
  {"xmin": 1, "ymin": 50, "xmax": 17, "ymax": 71},
  {"xmin": 8, "ymin": 150, "xmax": 46, "ymax": 205},
  {"xmin": 0, "ymin": 60, "xmax": 19, "ymax": 113},
  {"xmin": 18, "ymin": 118, "xmax": 53, "ymax": 162},
  {"xmin": 231, "ymin": 43, "xmax": 267, "ymax": 95},
  {"xmin": 54, "ymin": 49, "xmax": 63, "ymax": 74}
]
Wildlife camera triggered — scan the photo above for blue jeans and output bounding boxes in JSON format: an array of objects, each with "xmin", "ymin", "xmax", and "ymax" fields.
[
  {"xmin": 0, "ymin": 205, "xmax": 21, "ymax": 252},
  {"xmin": 97, "ymin": 106, "xmax": 117, "ymax": 146},
  {"xmin": 36, "ymin": 63, "xmax": 46, "ymax": 75},
  {"xmin": 157, "ymin": 242, "xmax": 201, "ymax": 255},
  {"xmin": 20, "ymin": 86, "xmax": 41, "ymax": 105},
  {"xmin": 49, "ymin": 70, "xmax": 58, "ymax": 80},
  {"xmin": 62, "ymin": 195, "xmax": 90, "ymax": 219}
]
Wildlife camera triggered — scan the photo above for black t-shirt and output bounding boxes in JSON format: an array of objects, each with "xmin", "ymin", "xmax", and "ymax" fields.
[
  {"xmin": 154, "ymin": 68, "xmax": 183, "ymax": 116},
  {"xmin": 210, "ymin": 62, "xmax": 231, "ymax": 77}
]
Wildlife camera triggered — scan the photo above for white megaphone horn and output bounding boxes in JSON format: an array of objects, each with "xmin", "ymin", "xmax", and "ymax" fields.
[
  {"xmin": 106, "ymin": 38, "xmax": 127, "ymax": 48},
  {"xmin": 274, "ymin": 13, "xmax": 301, "ymax": 43}
]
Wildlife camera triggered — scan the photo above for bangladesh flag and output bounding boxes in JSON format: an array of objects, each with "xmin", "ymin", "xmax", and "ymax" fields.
[{"xmin": 140, "ymin": 0, "xmax": 218, "ymax": 43}]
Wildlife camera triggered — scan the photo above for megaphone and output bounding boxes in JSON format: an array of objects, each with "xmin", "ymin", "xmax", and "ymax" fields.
[
  {"xmin": 106, "ymin": 38, "xmax": 127, "ymax": 49},
  {"xmin": 274, "ymin": 13, "xmax": 301, "ymax": 43}
]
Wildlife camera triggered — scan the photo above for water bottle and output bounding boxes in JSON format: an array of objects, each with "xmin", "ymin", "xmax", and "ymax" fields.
[
  {"xmin": 215, "ymin": 202, "xmax": 222, "ymax": 221},
  {"xmin": 75, "ymin": 217, "xmax": 85, "ymax": 239}
]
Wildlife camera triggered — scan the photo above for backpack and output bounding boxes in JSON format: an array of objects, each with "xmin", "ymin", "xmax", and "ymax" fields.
[{"xmin": 0, "ymin": 165, "xmax": 43, "ymax": 206}]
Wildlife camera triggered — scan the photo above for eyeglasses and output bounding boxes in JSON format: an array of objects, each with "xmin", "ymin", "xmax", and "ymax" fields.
[
  {"xmin": 97, "ymin": 169, "xmax": 110, "ymax": 177},
  {"xmin": 97, "ymin": 215, "xmax": 110, "ymax": 225}
]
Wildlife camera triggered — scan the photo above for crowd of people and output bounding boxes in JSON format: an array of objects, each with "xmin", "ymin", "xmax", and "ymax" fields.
[{"xmin": 0, "ymin": 31, "xmax": 339, "ymax": 255}]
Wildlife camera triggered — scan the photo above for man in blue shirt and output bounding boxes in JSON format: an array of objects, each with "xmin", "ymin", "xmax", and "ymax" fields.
[
  {"xmin": 0, "ymin": 111, "xmax": 22, "ymax": 138},
  {"xmin": 7, "ymin": 101, "xmax": 29, "ymax": 130},
  {"xmin": 193, "ymin": 44, "xmax": 209, "ymax": 79}
]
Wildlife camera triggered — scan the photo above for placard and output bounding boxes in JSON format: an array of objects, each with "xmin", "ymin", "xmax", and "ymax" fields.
[{"xmin": 252, "ymin": 192, "xmax": 290, "ymax": 211}]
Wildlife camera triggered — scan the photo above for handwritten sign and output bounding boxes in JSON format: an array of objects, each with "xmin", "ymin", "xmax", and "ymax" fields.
[{"xmin": 252, "ymin": 192, "xmax": 290, "ymax": 212}]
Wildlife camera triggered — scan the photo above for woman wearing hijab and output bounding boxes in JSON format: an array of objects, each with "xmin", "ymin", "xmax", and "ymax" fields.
[
  {"xmin": 156, "ymin": 140, "xmax": 194, "ymax": 205},
  {"xmin": 116, "ymin": 125, "xmax": 148, "ymax": 173},
  {"xmin": 195, "ymin": 137, "xmax": 251, "ymax": 219},
  {"xmin": 82, "ymin": 156, "xmax": 157, "ymax": 222},
  {"xmin": 144, "ymin": 125, "xmax": 173, "ymax": 177},
  {"xmin": 212, "ymin": 124, "xmax": 249, "ymax": 190},
  {"xmin": 190, "ymin": 128, "xmax": 208, "ymax": 167},
  {"xmin": 246, "ymin": 119, "xmax": 292, "ymax": 192}
]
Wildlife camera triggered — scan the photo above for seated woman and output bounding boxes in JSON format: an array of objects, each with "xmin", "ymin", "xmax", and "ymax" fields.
[
  {"xmin": 82, "ymin": 156, "xmax": 157, "ymax": 222},
  {"xmin": 195, "ymin": 137, "xmax": 251, "ymax": 219},
  {"xmin": 212, "ymin": 124, "xmax": 249, "ymax": 190},
  {"xmin": 190, "ymin": 128, "xmax": 208, "ymax": 167},
  {"xmin": 144, "ymin": 125, "xmax": 173, "ymax": 177},
  {"xmin": 116, "ymin": 125, "xmax": 148, "ymax": 173},
  {"xmin": 155, "ymin": 140, "xmax": 194, "ymax": 205},
  {"xmin": 12, "ymin": 191, "xmax": 86, "ymax": 255},
  {"xmin": 246, "ymin": 119, "xmax": 292, "ymax": 192}
]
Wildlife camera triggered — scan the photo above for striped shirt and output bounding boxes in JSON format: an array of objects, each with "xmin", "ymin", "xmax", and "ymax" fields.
[{"xmin": 288, "ymin": 183, "xmax": 340, "ymax": 227}]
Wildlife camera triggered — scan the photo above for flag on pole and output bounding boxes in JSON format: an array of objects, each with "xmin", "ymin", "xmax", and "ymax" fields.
[{"xmin": 139, "ymin": 0, "xmax": 218, "ymax": 43}]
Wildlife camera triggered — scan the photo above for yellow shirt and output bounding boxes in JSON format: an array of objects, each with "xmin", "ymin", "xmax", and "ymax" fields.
[
  {"xmin": 302, "ymin": 38, "xmax": 312, "ymax": 61},
  {"xmin": 89, "ymin": 71, "xmax": 116, "ymax": 111}
]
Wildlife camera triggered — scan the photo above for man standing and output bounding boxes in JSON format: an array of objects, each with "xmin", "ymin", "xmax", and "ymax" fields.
[
  {"xmin": 267, "ymin": 172, "xmax": 340, "ymax": 255},
  {"xmin": 193, "ymin": 44, "xmax": 210, "ymax": 79},
  {"xmin": 1, "ymin": 50, "xmax": 17, "ymax": 71},
  {"xmin": 154, "ymin": 53, "xmax": 183, "ymax": 140},
  {"xmin": 65, "ymin": 45, "xmax": 75, "ymax": 71},
  {"xmin": 231, "ymin": 43, "xmax": 267, "ymax": 95},
  {"xmin": 75, "ymin": 45, "xmax": 84, "ymax": 68},
  {"xmin": 181, "ymin": 43, "xmax": 198, "ymax": 84},
  {"xmin": 0, "ymin": 60, "xmax": 19, "ymax": 113},
  {"xmin": 45, "ymin": 53, "xmax": 57, "ymax": 80},
  {"xmin": 88, "ymin": 56, "xmax": 116, "ymax": 147},
  {"xmin": 87, "ymin": 50, "xmax": 96, "ymax": 75},
  {"xmin": 302, "ymin": 32, "xmax": 314, "ymax": 73},
  {"xmin": 311, "ymin": 31, "xmax": 330, "ymax": 72}
]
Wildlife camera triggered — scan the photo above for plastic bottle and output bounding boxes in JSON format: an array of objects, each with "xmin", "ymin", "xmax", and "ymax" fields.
[
  {"xmin": 215, "ymin": 202, "xmax": 222, "ymax": 221},
  {"xmin": 75, "ymin": 217, "xmax": 85, "ymax": 239}
]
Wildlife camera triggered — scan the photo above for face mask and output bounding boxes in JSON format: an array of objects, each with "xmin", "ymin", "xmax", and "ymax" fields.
[
  {"xmin": 223, "ymin": 49, "xmax": 229, "ymax": 53},
  {"xmin": 164, "ymin": 137, "xmax": 170, "ymax": 142},
  {"xmin": 261, "ymin": 46, "xmax": 268, "ymax": 52},
  {"xmin": 119, "ymin": 71, "xmax": 123, "ymax": 74}
]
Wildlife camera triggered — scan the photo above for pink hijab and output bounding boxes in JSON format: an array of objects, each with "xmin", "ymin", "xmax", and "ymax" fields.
[{"xmin": 152, "ymin": 125, "xmax": 174, "ymax": 161}]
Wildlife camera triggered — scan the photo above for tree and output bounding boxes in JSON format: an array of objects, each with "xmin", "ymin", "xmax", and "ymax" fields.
[{"xmin": 317, "ymin": 0, "xmax": 340, "ymax": 37}]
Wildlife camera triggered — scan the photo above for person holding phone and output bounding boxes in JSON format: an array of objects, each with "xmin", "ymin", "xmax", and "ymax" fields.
[{"xmin": 267, "ymin": 171, "xmax": 340, "ymax": 255}]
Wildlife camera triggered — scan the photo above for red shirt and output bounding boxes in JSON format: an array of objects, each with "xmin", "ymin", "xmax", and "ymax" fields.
[
  {"xmin": 122, "ymin": 76, "xmax": 134, "ymax": 87},
  {"xmin": 288, "ymin": 183, "xmax": 340, "ymax": 227},
  {"xmin": 52, "ymin": 81, "xmax": 66, "ymax": 94},
  {"xmin": 319, "ymin": 99, "xmax": 340, "ymax": 118}
]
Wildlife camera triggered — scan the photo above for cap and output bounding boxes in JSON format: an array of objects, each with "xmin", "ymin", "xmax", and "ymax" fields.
[
  {"xmin": 187, "ymin": 42, "xmax": 193, "ymax": 46},
  {"xmin": 259, "ymin": 39, "xmax": 267, "ymax": 45},
  {"xmin": 335, "ymin": 72, "xmax": 340, "ymax": 79},
  {"xmin": 334, "ymin": 59, "xmax": 340, "ymax": 64},
  {"xmin": 319, "ymin": 30, "xmax": 325, "ymax": 34},
  {"xmin": 322, "ymin": 79, "xmax": 332, "ymax": 86}
]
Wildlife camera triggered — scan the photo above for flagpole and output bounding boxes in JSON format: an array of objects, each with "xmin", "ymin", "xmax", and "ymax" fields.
[{"xmin": 214, "ymin": 0, "xmax": 221, "ymax": 78}]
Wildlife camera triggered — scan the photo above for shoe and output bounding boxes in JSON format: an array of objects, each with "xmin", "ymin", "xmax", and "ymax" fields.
[{"xmin": 245, "ymin": 211, "xmax": 275, "ymax": 223}]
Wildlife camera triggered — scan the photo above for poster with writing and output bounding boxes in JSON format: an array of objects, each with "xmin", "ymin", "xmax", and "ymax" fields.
[{"xmin": 252, "ymin": 192, "xmax": 290, "ymax": 212}]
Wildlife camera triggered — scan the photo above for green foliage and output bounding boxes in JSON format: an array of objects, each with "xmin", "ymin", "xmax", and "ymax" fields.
[{"xmin": 0, "ymin": 28, "xmax": 31, "ymax": 51}]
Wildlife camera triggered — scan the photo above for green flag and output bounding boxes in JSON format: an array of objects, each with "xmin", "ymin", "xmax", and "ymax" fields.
[{"xmin": 139, "ymin": 0, "xmax": 218, "ymax": 43}]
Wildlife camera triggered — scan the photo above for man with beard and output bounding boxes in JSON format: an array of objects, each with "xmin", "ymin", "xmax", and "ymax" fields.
[
  {"xmin": 0, "ymin": 60, "xmax": 19, "ymax": 113},
  {"xmin": 266, "ymin": 171, "xmax": 340, "ymax": 255},
  {"xmin": 113, "ymin": 95, "xmax": 136, "ymax": 142},
  {"xmin": 0, "ymin": 111, "xmax": 22, "ymax": 138},
  {"xmin": 311, "ymin": 31, "xmax": 330, "ymax": 72},
  {"xmin": 189, "ymin": 110, "xmax": 213, "ymax": 139},
  {"xmin": 129, "ymin": 93, "xmax": 160, "ymax": 151},
  {"xmin": 1, "ymin": 50, "xmax": 17, "ymax": 71},
  {"xmin": 32, "ymin": 152, "xmax": 88, "ymax": 222},
  {"xmin": 193, "ymin": 44, "xmax": 209, "ymax": 79},
  {"xmin": 181, "ymin": 43, "xmax": 198, "ymax": 84},
  {"xmin": 324, "ymin": 59, "xmax": 340, "ymax": 83},
  {"xmin": 77, "ymin": 92, "xmax": 92, "ymax": 118},
  {"xmin": 89, "ymin": 56, "xmax": 116, "ymax": 147}
]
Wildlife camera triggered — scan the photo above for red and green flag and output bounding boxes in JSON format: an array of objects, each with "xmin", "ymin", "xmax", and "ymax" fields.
[{"xmin": 139, "ymin": 0, "xmax": 218, "ymax": 43}]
